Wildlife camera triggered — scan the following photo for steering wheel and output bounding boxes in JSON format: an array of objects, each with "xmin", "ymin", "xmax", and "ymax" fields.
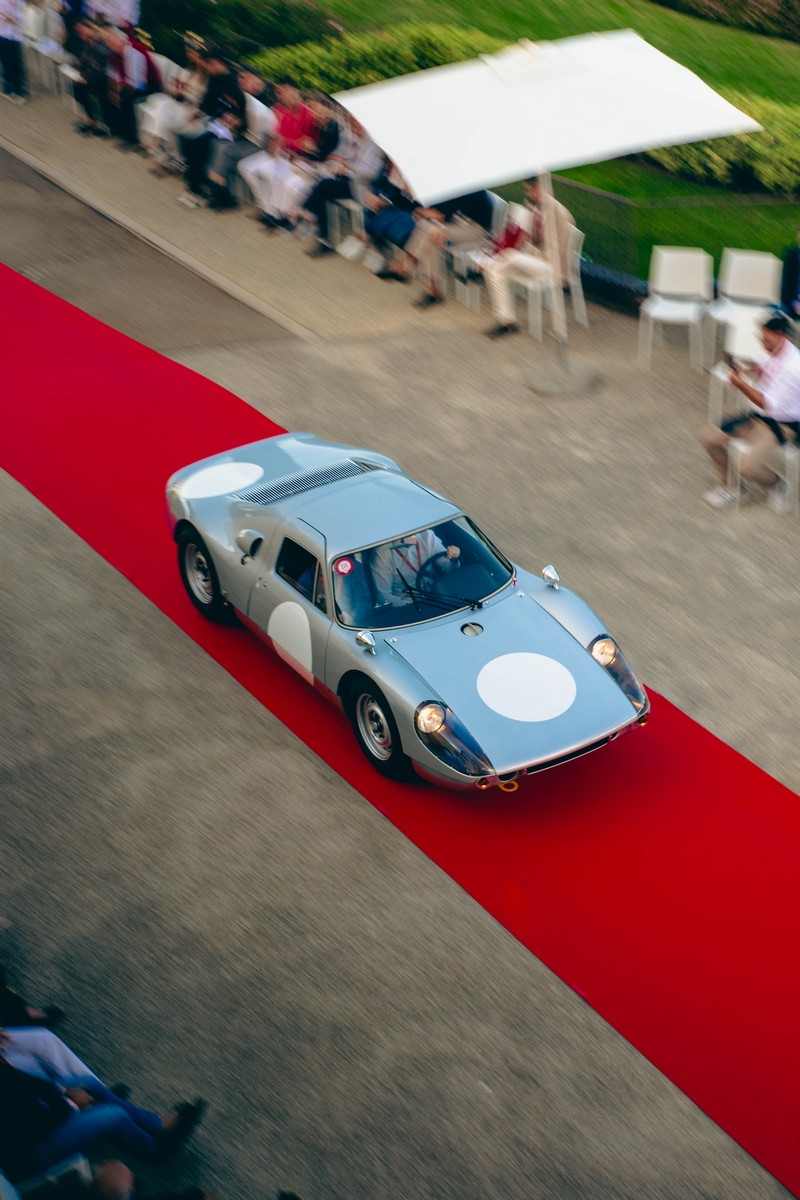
[{"xmin": 415, "ymin": 550, "xmax": 455, "ymax": 594}]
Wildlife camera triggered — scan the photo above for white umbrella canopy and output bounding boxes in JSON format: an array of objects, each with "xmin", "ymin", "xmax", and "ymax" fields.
[{"xmin": 333, "ymin": 29, "xmax": 761, "ymax": 205}]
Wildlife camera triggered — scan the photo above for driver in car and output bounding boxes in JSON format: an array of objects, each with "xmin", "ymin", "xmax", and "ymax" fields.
[{"xmin": 372, "ymin": 528, "xmax": 460, "ymax": 606}]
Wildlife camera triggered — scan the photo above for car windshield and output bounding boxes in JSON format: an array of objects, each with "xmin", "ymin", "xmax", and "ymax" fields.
[{"xmin": 332, "ymin": 516, "xmax": 514, "ymax": 629}]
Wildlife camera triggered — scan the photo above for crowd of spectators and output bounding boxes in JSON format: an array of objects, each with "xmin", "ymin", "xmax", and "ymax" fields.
[{"xmin": 3, "ymin": 7, "xmax": 576, "ymax": 336}]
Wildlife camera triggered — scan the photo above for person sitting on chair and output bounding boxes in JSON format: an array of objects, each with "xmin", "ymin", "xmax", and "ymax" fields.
[{"xmin": 702, "ymin": 311, "xmax": 800, "ymax": 509}]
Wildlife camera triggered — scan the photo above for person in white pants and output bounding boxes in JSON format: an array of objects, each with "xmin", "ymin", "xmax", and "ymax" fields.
[{"xmin": 482, "ymin": 178, "xmax": 573, "ymax": 338}]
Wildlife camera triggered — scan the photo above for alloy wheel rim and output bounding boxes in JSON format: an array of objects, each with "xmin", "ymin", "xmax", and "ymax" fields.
[
  {"xmin": 356, "ymin": 694, "xmax": 393, "ymax": 761},
  {"xmin": 185, "ymin": 543, "xmax": 213, "ymax": 605}
]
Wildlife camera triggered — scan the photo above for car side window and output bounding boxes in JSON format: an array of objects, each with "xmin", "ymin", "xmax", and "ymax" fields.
[{"xmin": 276, "ymin": 538, "xmax": 320, "ymax": 603}]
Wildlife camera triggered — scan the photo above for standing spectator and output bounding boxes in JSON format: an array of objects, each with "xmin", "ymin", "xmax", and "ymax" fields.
[
  {"xmin": 481, "ymin": 177, "xmax": 573, "ymax": 338},
  {"xmin": 206, "ymin": 67, "xmax": 275, "ymax": 209},
  {"xmin": 702, "ymin": 312, "xmax": 800, "ymax": 509},
  {"xmin": 0, "ymin": 0, "xmax": 27, "ymax": 104},
  {"xmin": 100, "ymin": 25, "xmax": 150, "ymax": 145},
  {"xmin": 71, "ymin": 18, "xmax": 109, "ymax": 135},
  {"xmin": 237, "ymin": 78, "xmax": 315, "ymax": 223}
]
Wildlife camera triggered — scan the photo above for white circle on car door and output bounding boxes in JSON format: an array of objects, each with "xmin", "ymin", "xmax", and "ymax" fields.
[
  {"xmin": 268, "ymin": 602, "xmax": 314, "ymax": 684},
  {"xmin": 477, "ymin": 652, "xmax": 576, "ymax": 722}
]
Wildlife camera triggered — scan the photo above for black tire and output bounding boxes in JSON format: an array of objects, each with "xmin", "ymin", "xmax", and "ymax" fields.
[
  {"xmin": 177, "ymin": 526, "xmax": 237, "ymax": 625},
  {"xmin": 345, "ymin": 678, "xmax": 413, "ymax": 781}
]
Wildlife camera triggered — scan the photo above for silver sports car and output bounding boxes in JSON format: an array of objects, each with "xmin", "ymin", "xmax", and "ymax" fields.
[{"xmin": 166, "ymin": 433, "xmax": 649, "ymax": 791}]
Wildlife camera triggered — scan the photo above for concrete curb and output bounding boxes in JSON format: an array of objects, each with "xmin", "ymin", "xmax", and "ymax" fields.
[{"xmin": 0, "ymin": 132, "xmax": 318, "ymax": 342}]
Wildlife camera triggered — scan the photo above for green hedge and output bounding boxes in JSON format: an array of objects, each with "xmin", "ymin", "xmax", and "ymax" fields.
[
  {"xmin": 249, "ymin": 22, "xmax": 504, "ymax": 92},
  {"xmin": 649, "ymin": 0, "xmax": 800, "ymax": 44},
  {"xmin": 645, "ymin": 92, "xmax": 800, "ymax": 193},
  {"xmin": 140, "ymin": 0, "xmax": 338, "ymax": 65}
]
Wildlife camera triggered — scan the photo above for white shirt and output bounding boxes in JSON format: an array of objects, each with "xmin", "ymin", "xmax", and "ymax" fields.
[
  {"xmin": 756, "ymin": 340, "xmax": 800, "ymax": 421},
  {"xmin": 0, "ymin": 0, "xmax": 25, "ymax": 41},
  {"xmin": 372, "ymin": 529, "xmax": 451, "ymax": 605},
  {"xmin": 87, "ymin": 0, "xmax": 140, "ymax": 24},
  {"xmin": 244, "ymin": 94, "xmax": 276, "ymax": 148}
]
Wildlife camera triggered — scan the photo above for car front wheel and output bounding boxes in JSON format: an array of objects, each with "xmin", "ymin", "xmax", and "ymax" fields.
[
  {"xmin": 177, "ymin": 526, "xmax": 237, "ymax": 624},
  {"xmin": 346, "ymin": 680, "xmax": 412, "ymax": 781}
]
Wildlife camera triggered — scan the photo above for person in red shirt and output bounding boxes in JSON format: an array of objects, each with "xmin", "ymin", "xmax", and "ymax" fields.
[{"xmin": 238, "ymin": 78, "xmax": 318, "ymax": 223}]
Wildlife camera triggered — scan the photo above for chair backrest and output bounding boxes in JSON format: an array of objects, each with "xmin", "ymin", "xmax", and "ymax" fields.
[
  {"xmin": 488, "ymin": 193, "xmax": 509, "ymax": 237},
  {"xmin": 567, "ymin": 225, "xmax": 584, "ymax": 287},
  {"xmin": 649, "ymin": 246, "xmax": 713, "ymax": 301},
  {"xmin": 723, "ymin": 306, "xmax": 769, "ymax": 362},
  {"xmin": 718, "ymin": 249, "xmax": 781, "ymax": 304}
]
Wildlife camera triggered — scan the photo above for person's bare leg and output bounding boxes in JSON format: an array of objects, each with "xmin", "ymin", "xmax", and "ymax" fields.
[
  {"xmin": 701, "ymin": 425, "xmax": 732, "ymax": 485},
  {"xmin": 92, "ymin": 1160, "xmax": 135, "ymax": 1200}
]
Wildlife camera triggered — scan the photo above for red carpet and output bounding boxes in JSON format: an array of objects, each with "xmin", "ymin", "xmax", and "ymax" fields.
[{"xmin": 2, "ymin": 266, "xmax": 799, "ymax": 1195}]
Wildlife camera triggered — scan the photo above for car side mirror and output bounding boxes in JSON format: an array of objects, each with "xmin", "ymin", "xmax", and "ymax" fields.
[
  {"xmin": 236, "ymin": 529, "xmax": 263, "ymax": 563},
  {"xmin": 355, "ymin": 630, "xmax": 376, "ymax": 654},
  {"xmin": 542, "ymin": 564, "xmax": 560, "ymax": 590}
]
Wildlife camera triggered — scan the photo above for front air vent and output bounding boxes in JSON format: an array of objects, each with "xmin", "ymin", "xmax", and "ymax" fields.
[{"xmin": 236, "ymin": 459, "xmax": 375, "ymax": 506}]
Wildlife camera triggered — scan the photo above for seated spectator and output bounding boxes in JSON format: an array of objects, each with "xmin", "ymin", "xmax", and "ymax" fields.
[
  {"xmin": 0, "ymin": 964, "xmax": 63, "ymax": 1029},
  {"xmin": 267, "ymin": 92, "xmax": 344, "ymax": 228},
  {"xmin": 363, "ymin": 160, "xmax": 420, "ymax": 279},
  {"xmin": 237, "ymin": 78, "xmax": 315, "ymax": 225},
  {"xmin": 140, "ymin": 34, "xmax": 209, "ymax": 173},
  {"xmin": 178, "ymin": 48, "xmax": 245, "ymax": 203},
  {"xmin": 0, "ymin": 1027, "xmax": 206, "ymax": 1181},
  {"xmin": 702, "ymin": 312, "xmax": 800, "ymax": 509},
  {"xmin": 71, "ymin": 19, "xmax": 110, "ymax": 137},
  {"xmin": 206, "ymin": 67, "xmax": 275, "ymax": 211},
  {"xmin": 479, "ymin": 177, "xmax": 573, "ymax": 338},
  {"xmin": 301, "ymin": 115, "xmax": 383, "ymax": 256},
  {"xmin": 0, "ymin": 0, "xmax": 28, "ymax": 104},
  {"xmin": 404, "ymin": 190, "xmax": 495, "ymax": 308}
]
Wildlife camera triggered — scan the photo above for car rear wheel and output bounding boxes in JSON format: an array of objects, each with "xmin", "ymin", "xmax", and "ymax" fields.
[
  {"xmin": 177, "ymin": 526, "xmax": 237, "ymax": 624},
  {"xmin": 346, "ymin": 679, "xmax": 412, "ymax": 781}
]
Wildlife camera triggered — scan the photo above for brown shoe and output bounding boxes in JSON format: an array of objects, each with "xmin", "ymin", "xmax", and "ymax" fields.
[{"xmin": 486, "ymin": 322, "xmax": 520, "ymax": 338}]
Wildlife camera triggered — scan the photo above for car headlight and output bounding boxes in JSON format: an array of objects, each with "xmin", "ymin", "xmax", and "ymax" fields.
[
  {"xmin": 591, "ymin": 637, "xmax": 617, "ymax": 666},
  {"xmin": 589, "ymin": 635, "xmax": 648, "ymax": 713},
  {"xmin": 416, "ymin": 702, "xmax": 446, "ymax": 734},
  {"xmin": 414, "ymin": 704, "xmax": 493, "ymax": 777}
]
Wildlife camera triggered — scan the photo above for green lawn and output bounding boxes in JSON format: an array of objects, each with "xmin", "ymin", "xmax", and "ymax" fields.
[{"xmin": 323, "ymin": 0, "xmax": 800, "ymax": 274}]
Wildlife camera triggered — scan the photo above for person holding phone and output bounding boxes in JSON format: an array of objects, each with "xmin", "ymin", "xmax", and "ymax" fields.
[{"xmin": 702, "ymin": 312, "xmax": 800, "ymax": 509}]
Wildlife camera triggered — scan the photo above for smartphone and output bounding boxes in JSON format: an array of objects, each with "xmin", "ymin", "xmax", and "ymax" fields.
[{"xmin": 723, "ymin": 352, "xmax": 736, "ymax": 368}]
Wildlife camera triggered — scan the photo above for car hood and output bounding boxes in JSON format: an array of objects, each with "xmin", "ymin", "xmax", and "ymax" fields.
[{"xmin": 385, "ymin": 590, "xmax": 638, "ymax": 772}]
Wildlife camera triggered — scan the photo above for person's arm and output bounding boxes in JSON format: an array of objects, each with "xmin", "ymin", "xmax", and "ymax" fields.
[{"xmin": 728, "ymin": 363, "xmax": 766, "ymax": 409}]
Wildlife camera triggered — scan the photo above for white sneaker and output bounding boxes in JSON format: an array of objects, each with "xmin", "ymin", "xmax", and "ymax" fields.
[
  {"xmin": 703, "ymin": 485, "xmax": 740, "ymax": 508},
  {"xmin": 767, "ymin": 483, "xmax": 791, "ymax": 514},
  {"xmin": 178, "ymin": 193, "xmax": 203, "ymax": 209}
]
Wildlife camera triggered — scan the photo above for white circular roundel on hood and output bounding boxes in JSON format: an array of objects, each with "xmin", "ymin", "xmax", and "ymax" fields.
[
  {"xmin": 180, "ymin": 461, "xmax": 263, "ymax": 499},
  {"xmin": 477, "ymin": 653, "xmax": 577, "ymax": 722}
]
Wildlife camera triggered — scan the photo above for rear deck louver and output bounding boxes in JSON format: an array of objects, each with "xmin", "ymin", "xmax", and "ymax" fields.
[{"xmin": 235, "ymin": 459, "xmax": 377, "ymax": 505}]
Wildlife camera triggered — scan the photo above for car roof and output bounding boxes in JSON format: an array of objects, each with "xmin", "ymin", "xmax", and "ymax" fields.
[{"xmin": 288, "ymin": 470, "xmax": 462, "ymax": 556}]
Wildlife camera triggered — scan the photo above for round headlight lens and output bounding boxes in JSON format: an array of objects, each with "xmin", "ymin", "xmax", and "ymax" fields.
[
  {"xmin": 591, "ymin": 637, "xmax": 617, "ymax": 667},
  {"xmin": 416, "ymin": 703, "xmax": 446, "ymax": 734}
]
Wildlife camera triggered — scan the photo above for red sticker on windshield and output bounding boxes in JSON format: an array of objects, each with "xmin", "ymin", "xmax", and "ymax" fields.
[{"xmin": 335, "ymin": 557, "xmax": 355, "ymax": 576}]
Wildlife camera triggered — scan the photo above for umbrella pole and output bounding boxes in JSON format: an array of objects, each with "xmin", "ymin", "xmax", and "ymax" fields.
[{"xmin": 529, "ymin": 172, "xmax": 605, "ymax": 397}]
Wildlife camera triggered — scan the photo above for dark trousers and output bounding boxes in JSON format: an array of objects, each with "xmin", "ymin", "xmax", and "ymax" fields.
[
  {"xmin": 305, "ymin": 175, "xmax": 354, "ymax": 243},
  {"xmin": 0, "ymin": 38, "xmax": 26, "ymax": 97},
  {"xmin": 73, "ymin": 79, "xmax": 103, "ymax": 124},
  {"xmin": 103, "ymin": 87, "xmax": 144, "ymax": 144},
  {"xmin": 180, "ymin": 130, "xmax": 214, "ymax": 195}
]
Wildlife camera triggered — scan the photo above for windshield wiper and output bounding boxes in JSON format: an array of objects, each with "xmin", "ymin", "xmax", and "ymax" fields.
[{"xmin": 401, "ymin": 581, "xmax": 484, "ymax": 612}]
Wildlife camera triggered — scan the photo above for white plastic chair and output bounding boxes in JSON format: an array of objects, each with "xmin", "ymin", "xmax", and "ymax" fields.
[
  {"xmin": 707, "ymin": 307, "xmax": 768, "ymax": 426},
  {"xmin": 567, "ymin": 224, "xmax": 588, "ymax": 327},
  {"xmin": 638, "ymin": 246, "xmax": 713, "ymax": 370},
  {"xmin": 728, "ymin": 439, "xmax": 800, "ymax": 514},
  {"xmin": 707, "ymin": 250, "xmax": 781, "ymax": 357}
]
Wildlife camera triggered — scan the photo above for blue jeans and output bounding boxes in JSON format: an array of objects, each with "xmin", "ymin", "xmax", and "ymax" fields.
[{"xmin": 35, "ymin": 1082, "xmax": 164, "ymax": 1170}]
